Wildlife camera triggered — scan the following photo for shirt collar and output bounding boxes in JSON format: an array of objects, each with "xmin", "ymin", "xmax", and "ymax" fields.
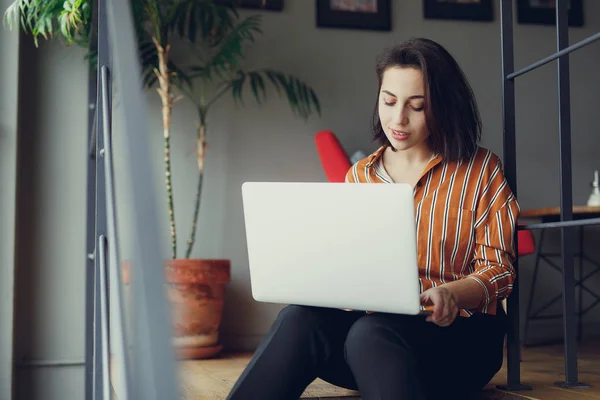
[
  {"xmin": 365, "ymin": 146, "xmax": 387, "ymax": 168},
  {"xmin": 366, "ymin": 145, "xmax": 442, "ymax": 170}
]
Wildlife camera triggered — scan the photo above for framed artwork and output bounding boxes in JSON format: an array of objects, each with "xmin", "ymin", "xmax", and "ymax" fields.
[
  {"xmin": 316, "ymin": 0, "xmax": 391, "ymax": 31},
  {"xmin": 517, "ymin": 0, "xmax": 583, "ymax": 27},
  {"xmin": 215, "ymin": 0, "xmax": 283, "ymax": 11},
  {"xmin": 423, "ymin": 0, "xmax": 493, "ymax": 22}
]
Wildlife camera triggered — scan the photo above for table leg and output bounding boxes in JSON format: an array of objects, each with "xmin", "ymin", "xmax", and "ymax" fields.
[{"xmin": 578, "ymin": 225, "xmax": 583, "ymax": 342}]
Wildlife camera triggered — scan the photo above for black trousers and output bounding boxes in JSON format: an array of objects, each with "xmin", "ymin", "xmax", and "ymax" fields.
[{"xmin": 226, "ymin": 305, "xmax": 507, "ymax": 400}]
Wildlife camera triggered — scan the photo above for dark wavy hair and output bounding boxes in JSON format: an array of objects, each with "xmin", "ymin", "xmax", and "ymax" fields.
[{"xmin": 372, "ymin": 38, "xmax": 482, "ymax": 162}]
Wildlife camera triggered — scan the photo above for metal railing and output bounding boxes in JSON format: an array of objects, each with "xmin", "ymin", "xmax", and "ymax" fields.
[
  {"xmin": 85, "ymin": 0, "xmax": 179, "ymax": 399},
  {"xmin": 500, "ymin": 0, "xmax": 599, "ymax": 391}
]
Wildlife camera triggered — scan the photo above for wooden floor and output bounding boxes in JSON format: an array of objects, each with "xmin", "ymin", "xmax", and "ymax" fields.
[
  {"xmin": 137, "ymin": 339, "xmax": 600, "ymax": 399},
  {"xmin": 486, "ymin": 339, "xmax": 600, "ymax": 400}
]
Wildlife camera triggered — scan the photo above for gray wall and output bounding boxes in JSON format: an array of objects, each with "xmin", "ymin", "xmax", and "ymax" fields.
[
  {"xmin": 11, "ymin": 37, "xmax": 89, "ymax": 399},
  {"xmin": 8, "ymin": 0, "xmax": 600, "ymax": 398},
  {"xmin": 0, "ymin": 0, "xmax": 19, "ymax": 397}
]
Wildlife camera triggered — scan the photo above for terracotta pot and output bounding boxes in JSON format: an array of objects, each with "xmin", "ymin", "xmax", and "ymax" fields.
[{"xmin": 122, "ymin": 258, "xmax": 231, "ymax": 359}]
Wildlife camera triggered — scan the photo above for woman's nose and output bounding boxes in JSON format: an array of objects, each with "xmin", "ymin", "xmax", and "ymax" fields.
[{"xmin": 393, "ymin": 109, "xmax": 408, "ymax": 126}]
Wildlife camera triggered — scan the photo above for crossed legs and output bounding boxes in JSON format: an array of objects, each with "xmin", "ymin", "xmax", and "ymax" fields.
[{"xmin": 226, "ymin": 305, "xmax": 505, "ymax": 400}]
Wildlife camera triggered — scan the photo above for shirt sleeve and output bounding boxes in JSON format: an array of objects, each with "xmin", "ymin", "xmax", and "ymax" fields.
[{"xmin": 465, "ymin": 155, "xmax": 520, "ymax": 314}]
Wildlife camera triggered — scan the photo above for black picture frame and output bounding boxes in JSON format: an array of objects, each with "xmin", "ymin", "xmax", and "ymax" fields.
[
  {"xmin": 423, "ymin": 0, "xmax": 493, "ymax": 22},
  {"xmin": 215, "ymin": 0, "xmax": 283, "ymax": 11},
  {"xmin": 517, "ymin": 0, "xmax": 583, "ymax": 27},
  {"xmin": 316, "ymin": 0, "xmax": 391, "ymax": 31}
]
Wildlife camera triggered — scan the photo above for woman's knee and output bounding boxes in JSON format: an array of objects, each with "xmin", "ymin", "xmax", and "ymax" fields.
[
  {"xmin": 344, "ymin": 315, "xmax": 405, "ymax": 361},
  {"xmin": 274, "ymin": 305, "xmax": 321, "ymax": 333}
]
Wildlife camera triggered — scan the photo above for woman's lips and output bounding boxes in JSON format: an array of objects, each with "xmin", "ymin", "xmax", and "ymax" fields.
[{"xmin": 391, "ymin": 129, "xmax": 409, "ymax": 141}]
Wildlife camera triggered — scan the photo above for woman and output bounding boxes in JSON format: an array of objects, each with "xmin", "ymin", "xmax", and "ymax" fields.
[{"xmin": 226, "ymin": 38, "xmax": 519, "ymax": 400}]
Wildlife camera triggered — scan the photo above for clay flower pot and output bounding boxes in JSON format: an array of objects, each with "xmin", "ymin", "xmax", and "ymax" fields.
[{"xmin": 122, "ymin": 258, "xmax": 231, "ymax": 359}]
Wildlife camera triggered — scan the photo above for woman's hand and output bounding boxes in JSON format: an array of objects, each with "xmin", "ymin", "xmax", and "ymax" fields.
[{"xmin": 420, "ymin": 286, "xmax": 459, "ymax": 327}]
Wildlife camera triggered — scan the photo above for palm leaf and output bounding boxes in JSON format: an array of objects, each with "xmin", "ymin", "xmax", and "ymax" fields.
[
  {"xmin": 228, "ymin": 69, "xmax": 321, "ymax": 119},
  {"xmin": 197, "ymin": 14, "xmax": 261, "ymax": 80},
  {"xmin": 231, "ymin": 70, "xmax": 246, "ymax": 105},
  {"xmin": 167, "ymin": 0, "xmax": 238, "ymax": 45},
  {"xmin": 3, "ymin": 0, "xmax": 92, "ymax": 46},
  {"xmin": 130, "ymin": 0, "xmax": 153, "ymax": 38}
]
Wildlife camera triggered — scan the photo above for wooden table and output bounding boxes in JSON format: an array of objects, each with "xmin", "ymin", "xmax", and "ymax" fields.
[
  {"xmin": 520, "ymin": 205, "xmax": 600, "ymax": 220},
  {"xmin": 518, "ymin": 206, "xmax": 600, "ymax": 346}
]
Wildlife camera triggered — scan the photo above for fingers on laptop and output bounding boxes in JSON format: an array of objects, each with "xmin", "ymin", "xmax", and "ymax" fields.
[{"xmin": 420, "ymin": 287, "xmax": 458, "ymax": 327}]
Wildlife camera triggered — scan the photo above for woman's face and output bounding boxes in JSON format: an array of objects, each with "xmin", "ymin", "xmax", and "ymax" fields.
[{"xmin": 378, "ymin": 66, "xmax": 429, "ymax": 153}]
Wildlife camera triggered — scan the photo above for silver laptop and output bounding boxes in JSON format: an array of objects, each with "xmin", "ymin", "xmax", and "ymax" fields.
[{"xmin": 241, "ymin": 181, "xmax": 424, "ymax": 315}]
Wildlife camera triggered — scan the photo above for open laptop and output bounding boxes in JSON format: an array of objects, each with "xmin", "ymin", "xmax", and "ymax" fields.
[{"xmin": 240, "ymin": 181, "xmax": 426, "ymax": 315}]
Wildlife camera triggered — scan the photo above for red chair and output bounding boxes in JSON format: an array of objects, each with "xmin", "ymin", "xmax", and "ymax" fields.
[
  {"xmin": 315, "ymin": 130, "xmax": 351, "ymax": 183},
  {"xmin": 517, "ymin": 229, "xmax": 535, "ymax": 256},
  {"xmin": 314, "ymin": 129, "xmax": 536, "ymax": 257}
]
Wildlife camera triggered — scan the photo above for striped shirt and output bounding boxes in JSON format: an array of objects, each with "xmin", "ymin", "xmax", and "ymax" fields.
[{"xmin": 345, "ymin": 145, "xmax": 520, "ymax": 317}]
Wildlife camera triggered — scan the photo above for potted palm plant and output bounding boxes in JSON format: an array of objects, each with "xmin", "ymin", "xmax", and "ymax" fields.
[{"xmin": 4, "ymin": 0, "xmax": 321, "ymax": 359}]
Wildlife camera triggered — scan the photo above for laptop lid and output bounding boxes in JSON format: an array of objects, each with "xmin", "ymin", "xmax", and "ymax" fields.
[{"xmin": 241, "ymin": 182, "xmax": 422, "ymax": 315}]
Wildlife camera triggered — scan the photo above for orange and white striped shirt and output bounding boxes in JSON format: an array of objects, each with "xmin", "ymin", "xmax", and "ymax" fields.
[{"xmin": 345, "ymin": 145, "xmax": 520, "ymax": 317}]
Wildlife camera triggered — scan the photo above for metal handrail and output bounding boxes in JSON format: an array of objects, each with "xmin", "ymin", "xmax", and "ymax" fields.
[
  {"xmin": 507, "ymin": 31, "xmax": 600, "ymax": 80},
  {"xmin": 98, "ymin": 235, "xmax": 111, "ymax": 400},
  {"xmin": 100, "ymin": 63, "xmax": 132, "ymax": 400},
  {"xmin": 520, "ymin": 218, "xmax": 600, "ymax": 231}
]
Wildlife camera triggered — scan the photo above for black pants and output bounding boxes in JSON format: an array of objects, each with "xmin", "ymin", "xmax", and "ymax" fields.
[{"xmin": 226, "ymin": 305, "xmax": 506, "ymax": 400}]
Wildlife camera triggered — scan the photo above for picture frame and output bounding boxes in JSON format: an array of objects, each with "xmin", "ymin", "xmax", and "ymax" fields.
[
  {"xmin": 316, "ymin": 0, "xmax": 391, "ymax": 31},
  {"xmin": 517, "ymin": 0, "xmax": 583, "ymax": 27},
  {"xmin": 423, "ymin": 0, "xmax": 493, "ymax": 22},
  {"xmin": 215, "ymin": 0, "xmax": 283, "ymax": 11}
]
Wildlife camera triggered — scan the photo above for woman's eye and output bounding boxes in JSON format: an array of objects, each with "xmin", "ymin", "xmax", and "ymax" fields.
[
  {"xmin": 411, "ymin": 105, "xmax": 424, "ymax": 111},
  {"xmin": 383, "ymin": 98, "xmax": 395, "ymax": 106}
]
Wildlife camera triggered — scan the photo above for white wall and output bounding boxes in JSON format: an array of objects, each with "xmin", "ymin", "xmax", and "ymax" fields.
[
  {"xmin": 8, "ymin": 0, "xmax": 600, "ymax": 398},
  {"xmin": 0, "ymin": 0, "xmax": 19, "ymax": 396}
]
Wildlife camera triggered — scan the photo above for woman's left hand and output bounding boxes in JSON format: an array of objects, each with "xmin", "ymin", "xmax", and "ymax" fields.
[{"xmin": 420, "ymin": 286, "xmax": 459, "ymax": 327}]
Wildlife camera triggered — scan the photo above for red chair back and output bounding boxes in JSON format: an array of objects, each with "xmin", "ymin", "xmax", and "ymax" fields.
[
  {"xmin": 315, "ymin": 130, "xmax": 351, "ymax": 183},
  {"xmin": 517, "ymin": 229, "xmax": 535, "ymax": 256}
]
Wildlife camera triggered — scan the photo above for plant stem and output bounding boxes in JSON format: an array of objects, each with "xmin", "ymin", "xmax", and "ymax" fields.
[
  {"xmin": 154, "ymin": 37, "xmax": 177, "ymax": 259},
  {"xmin": 185, "ymin": 173, "xmax": 204, "ymax": 258},
  {"xmin": 185, "ymin": 122, "xmax": 207, "ymax": 258},
  {"xmin": 205, "ymin": 82, "xmax": 233, "ymax": 114}
]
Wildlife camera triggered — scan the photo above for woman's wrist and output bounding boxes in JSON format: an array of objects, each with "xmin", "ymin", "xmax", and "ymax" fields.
[{"xmin": 441, "ymin": 278, "xmax": 484, "ymax": 310}]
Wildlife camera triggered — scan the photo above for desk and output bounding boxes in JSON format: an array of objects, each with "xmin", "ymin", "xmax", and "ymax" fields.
[{"xmin": 520, "ymin": 206, "xmax": 600, "ymax": 346}]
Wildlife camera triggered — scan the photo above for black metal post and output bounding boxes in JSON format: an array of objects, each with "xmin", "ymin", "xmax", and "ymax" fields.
[
  {"xmin": 578, "ymin": 226, "xmax": 584, "ymax": 342},
  {"xmin": 497, "ymin": 0, "xmax": 531, "ymax": 391},
  {"xmin": 554, "ymin": 0, "xmax": 589, "ymax": 388}
]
